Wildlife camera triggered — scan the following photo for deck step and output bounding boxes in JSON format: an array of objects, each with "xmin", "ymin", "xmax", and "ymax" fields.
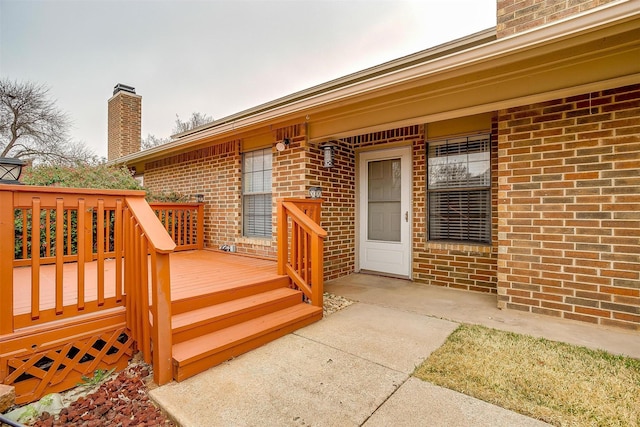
[
  {"xmin": 172, "ymin": 303, "xmax": 322, "ymax": 382},
  {"xmin": 171, "ymin": 276, "xmax": 291, "ymax": 315},
  {"xmin": 171, "ymin": 288, "xmax": 303, "ymax": 344}
]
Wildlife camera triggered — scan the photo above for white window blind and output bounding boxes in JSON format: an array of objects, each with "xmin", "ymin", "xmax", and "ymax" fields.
[
  {"xmin": 242, "ymin": 148, "xmax": 272, "ymax": 237},
  {"xmin": 427, "ymin": 135, "xmax": 491, "ymax": 243}
]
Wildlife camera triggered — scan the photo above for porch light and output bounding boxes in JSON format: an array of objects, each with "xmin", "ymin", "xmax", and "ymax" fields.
[
  {"xmin": 322, "ymin": 143, "xmax": 336, "ymax": 168},
  {"xmin": 275, "ymin": 137, "xmax": 290, "ymax": 152},
  {"xmin": 0, "ymin": 157, "xmax": 26, "ymax": 184},
  {"xmin": 195, "ymin": 194, "xmax": 205, "ymax": 203},
  {"xmin": 308, "ymin": 187, "xmax": 322, "ymax": 199}
]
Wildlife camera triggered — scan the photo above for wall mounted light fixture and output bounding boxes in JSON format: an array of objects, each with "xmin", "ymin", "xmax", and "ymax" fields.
[
  {"xmin": 322, "ymin": 143, "xmax": 336, "ymax": 168},
  {"xmin": 308, "ymin": 186, "xmax": 322, "ymax": 199},
  {"xmin": 275, "ymin": 137, "xmax": 290, "ymax": 152},
  {"xmin": 0, "ymin": 157, "xmax": 26, "ymax": 184},
  {"xmin": 195, "ymin": 194, "xmax": 205, "ymax": 203}
]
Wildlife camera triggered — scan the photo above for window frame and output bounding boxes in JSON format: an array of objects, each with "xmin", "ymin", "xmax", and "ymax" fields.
[
  {"xmin": 426, "ymin": 134, "xmax": 491, "ymax": 245},
  {"xmin": 242, "ymin": 148, "xmax": 273, "ymax": 238}
]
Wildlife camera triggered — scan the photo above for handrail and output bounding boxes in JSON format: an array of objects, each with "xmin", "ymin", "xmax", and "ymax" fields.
[
  {"xmin": 277, "ymin": 199, "xmax": 326, "ymax": 308},
  {"xmin": 126, "ymin": 198, "xmax": 176, "ymax": 253},
  {"xmin": 124, "ymin": 196, "xmax": 175, "ymax": 385},
  {"xmin": 149, "ymin": 202, "xmax": 204, "ymax": 251}
]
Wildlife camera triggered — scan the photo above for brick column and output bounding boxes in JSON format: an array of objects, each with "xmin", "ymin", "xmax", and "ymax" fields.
[{"xmin": 497, "ymin": 84, "xmax": 640, "ymax": 330}]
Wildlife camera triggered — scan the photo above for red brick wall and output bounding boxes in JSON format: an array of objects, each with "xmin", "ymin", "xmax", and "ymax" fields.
[
  {"xmin": 108, "ymin": 91, "xmax": 141, "ymax": 161},
  {"xmin": 144, "ymin": 125, "xmax": 310, "ymax": 259},
  {"xmin": 414, "ymin": 119, "xmax": 500, "ymax": 293},
  {"xmin": 308, "ymin": 140, "xmax": 356, "ymax": 281},
  {"xmin": 144, "ymin": 141, "xmax": 242, "ymax": 253},
  {"xmin": 497, "ymin": 84, "xmax": 640, "ymax": 330},
  {"xmin": 497, "ymin": 0, "xmax": 617, "ymax": 38}
]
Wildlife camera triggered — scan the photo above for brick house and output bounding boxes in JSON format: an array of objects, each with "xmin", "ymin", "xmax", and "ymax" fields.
[{"xmin": 112, "ymin": 0, "xmax": 640, "ymax": 330}]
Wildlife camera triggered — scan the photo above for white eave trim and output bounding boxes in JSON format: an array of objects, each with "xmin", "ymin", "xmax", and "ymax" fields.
[{"xmin": 113, "ymin": 0, "xmax": 639, "ymax": 166}]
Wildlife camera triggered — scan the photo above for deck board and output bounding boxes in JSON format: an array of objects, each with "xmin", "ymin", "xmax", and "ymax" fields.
[{"xmin": 13, "ymin": 250, "xmax": 281, "ymax": 316}]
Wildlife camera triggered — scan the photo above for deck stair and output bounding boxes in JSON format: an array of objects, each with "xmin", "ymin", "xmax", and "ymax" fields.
[{"xmin": 170, "ymin": 276, "xmax": 322, "ymax": 381}]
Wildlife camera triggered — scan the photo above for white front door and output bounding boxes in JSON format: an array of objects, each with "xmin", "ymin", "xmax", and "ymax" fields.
[{"xmin": 358, "ymin": 147, "xmax": 412, "ymax": 277}]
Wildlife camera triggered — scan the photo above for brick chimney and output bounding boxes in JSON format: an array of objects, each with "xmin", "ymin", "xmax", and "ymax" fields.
[
  {"xmin": 108, "ymin": 84, "xmax": 141, "ymax": 161},
  {"xmin": 496, "ymin": 0, "xmax": 618, "ymax": 38}
]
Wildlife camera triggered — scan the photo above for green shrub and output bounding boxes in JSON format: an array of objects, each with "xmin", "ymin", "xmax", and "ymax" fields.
[
  {"xmin": 14, "ymin": 163, "xmax": 192, "ymax": 259},
  {"xmin": 21, "ymin": 163, "xmax": 143, "ymax": 190}
]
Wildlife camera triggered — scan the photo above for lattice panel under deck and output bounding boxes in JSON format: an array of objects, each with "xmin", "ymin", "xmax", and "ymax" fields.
[{"xmin": 1, "ymin": 327, "xmax": 134, "ymax": 404}]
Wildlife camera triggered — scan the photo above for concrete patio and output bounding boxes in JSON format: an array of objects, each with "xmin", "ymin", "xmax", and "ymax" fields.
[{"xmin": 149, "ymin": 274, "xmax": 640, "ymax": 426}]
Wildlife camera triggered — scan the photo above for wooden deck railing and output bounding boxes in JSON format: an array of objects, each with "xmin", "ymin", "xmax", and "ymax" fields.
[
  {"xmin": 124, "ymin": 198, "xmax": 175, "ymax": 385},
  {"xmin": 0, "ymin": 184, "xmax": 175, "ymax": 385},
  {"xmin": 277, "ymin": 199, "xmax": 326, "ymax": 308},
  {"xmin": 149, "ymin": 202, "xmax": 204, "ymax": 251},
  {"xmin": 2, "ymin": 185, "xmax": 138, "ymax": 332}
]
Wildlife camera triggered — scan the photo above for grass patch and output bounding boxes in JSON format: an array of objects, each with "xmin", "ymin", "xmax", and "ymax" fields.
[{"xmin": 414, "ymin": 324, "xmax": 640, "ymax": 426}]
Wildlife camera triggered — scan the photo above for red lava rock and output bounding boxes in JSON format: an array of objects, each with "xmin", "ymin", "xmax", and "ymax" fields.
[{"xmin": 31, "ymin": 361, "xmax": 175, "ymax": 427}]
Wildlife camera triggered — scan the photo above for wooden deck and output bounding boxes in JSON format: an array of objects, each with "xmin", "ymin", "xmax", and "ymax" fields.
[
  {"xmin": 6, "ymin": 249, "xmax": 322, "ymax": 402},
  {"xmin": 2, "ymin": 186, "xmax": 326, "ymax": 404},
  {"xmin": 12, "ymin": 250, "xmax": 283, "ymax": 318},
  {"xmin": 169, "ymin": 250, "xmax": 283, "ymax": 301}
]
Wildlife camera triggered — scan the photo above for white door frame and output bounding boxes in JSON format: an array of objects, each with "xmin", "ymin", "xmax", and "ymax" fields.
[{"xmin": 356, "ymin": 146, "xmax": 412, "ymax": 277}]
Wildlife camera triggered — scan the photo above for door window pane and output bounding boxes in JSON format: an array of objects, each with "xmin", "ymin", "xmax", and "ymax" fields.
[{"xmin": 368, "ymin": 159, "xmax": 401, "ymax": 242}]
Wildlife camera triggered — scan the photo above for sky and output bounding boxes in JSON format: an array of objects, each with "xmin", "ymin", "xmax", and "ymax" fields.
[{"xmin": 1, "ymin": 0, "xmax": 496, "ymax": 159}]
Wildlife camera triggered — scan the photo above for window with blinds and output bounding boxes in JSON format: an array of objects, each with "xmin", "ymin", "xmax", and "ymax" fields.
[
  {"xmin": 242, "ymin": 148, "xmax": 272, "ymax": 237},
  {"xmin": 427, "ymin": 135, "xmax": 491, "ymax": 244}
]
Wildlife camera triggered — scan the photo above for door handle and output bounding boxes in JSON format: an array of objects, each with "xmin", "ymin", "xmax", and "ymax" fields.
[{"xmin": 405, "ymin": 211, "xmax": 408, "ymax": 222}]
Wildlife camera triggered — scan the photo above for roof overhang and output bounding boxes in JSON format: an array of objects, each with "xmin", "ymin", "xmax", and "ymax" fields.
[{"xmin": 113, "ymin": 0, "xmax": 640, "ymax": 170}]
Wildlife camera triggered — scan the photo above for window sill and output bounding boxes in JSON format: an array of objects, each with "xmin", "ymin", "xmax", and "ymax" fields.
[
  {"xmin": 426, "ymin": 241, "xmax": 492, "ymax": 253},
  {"xmin": 236, "ymin": 236, "xmax": 273, "ymax": 246}
]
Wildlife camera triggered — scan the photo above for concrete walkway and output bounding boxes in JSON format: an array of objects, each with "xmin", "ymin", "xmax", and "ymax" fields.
[{"xmin": 150, "ymin": 274, "xmax": 640, "ymax": 426}]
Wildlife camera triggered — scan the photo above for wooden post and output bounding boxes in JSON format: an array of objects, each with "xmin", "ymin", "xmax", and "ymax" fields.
[
  {"xmin": 114, "ymin": 199, "xmax": 123, "ymax": 302},
  {"xmin": 197, "ymin": 203, "xmax": 204, "ymax": 250},
  {"xmin": 0, "ymin": 189, "xmax": 15, "ymax": 334},
  {"xmin": 31, "ymin": 198, "xmax": 41, "ymax": 320},
  {"xmin": 311, "ymin": 233, "xmax": 324, "ymax": 308},
  {"xmin": 55, "ymin": 198, "xmax": 64, "ymax": 314},
  {"xmin": 84, "ymin": 208, "xmax": 93, "ymax": 261},
  {"xmin": 277, "ymin": 200, "xmax": 287, "ymax": 275},
  {"xmin": 77, "ymin": 199, "xmax": 86, "ymax": 310},
  {"xmin": 151, "ymin": 251, "xmax": 173, "ymax": 385},
  {"xmin": 97, "ymin": 199, "xmax": 105, "ymax": 305}
]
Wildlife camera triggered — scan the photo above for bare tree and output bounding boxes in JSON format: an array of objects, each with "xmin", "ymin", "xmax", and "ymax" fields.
[
  {"xmin": 172, "ymin": 112, "xmax": 213, "ymax": 134},
  {"xmin": 141, "ymin": 133, "xmax": 171, "ymax": 150},
  {"xmin": 429, "ymin": 162, "xmax": 470, "ymax": 187},
  {"xmin": 0, "ymin": 78, "xmax": 93, "ymax": 164},
  {"xmin": 141, "ymin": 112, "xmax": 214, "ymax": 150}
]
